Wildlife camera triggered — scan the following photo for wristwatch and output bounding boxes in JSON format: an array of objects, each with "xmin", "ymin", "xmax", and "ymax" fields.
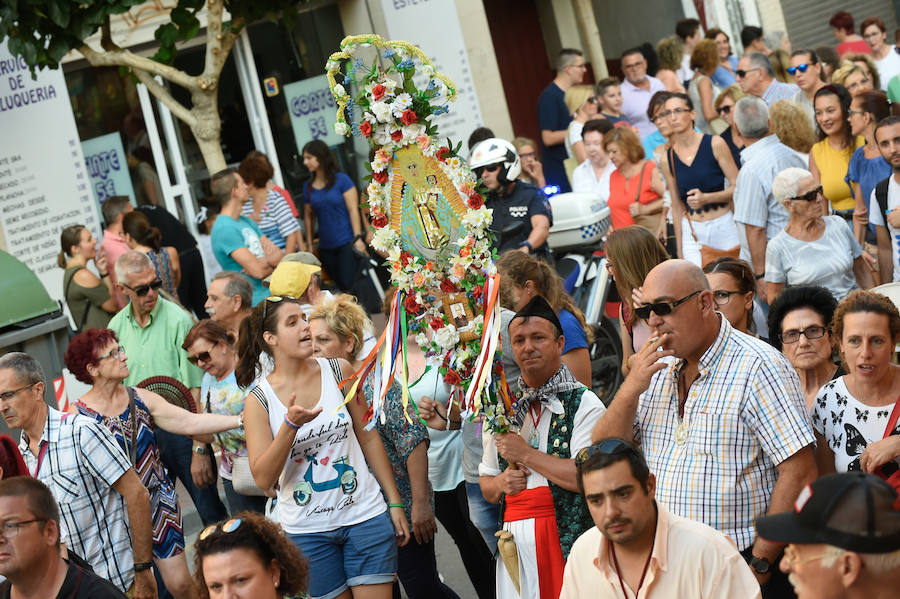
[
  {"xmin": 193, "ymin": 444, "xmax": 209, "ymax": 455},
  {"xmin": 519, "ymin": 240, "xmax": 533, "ymax": 252},
  {"xmin": 134, "ymin": 562, "xmax": 153, "ymax": 572},
  {"xmin": 749, "ymin": 556, "xmax": 771, "ymax": 574}
]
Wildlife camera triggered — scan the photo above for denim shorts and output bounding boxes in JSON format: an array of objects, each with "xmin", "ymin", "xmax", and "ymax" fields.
[{"xmin": 288, "ymin": 510, "xmax": 397, "ymax": 599}]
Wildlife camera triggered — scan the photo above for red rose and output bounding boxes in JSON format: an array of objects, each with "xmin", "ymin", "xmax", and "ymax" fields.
[
  {"xmin": 467, "ymin": 193, "xmax": 484, "ymax": 209},
  {"xmin": 404, "ymin": 294, "xmax": 422, "ymax": 314},
  {"xmin": 436, "ymin": 146, "xmax": 450, "ymax": 162},
  {"xmin": 360, "ymin": 120, "xmax": 373, "ymax": 137},
  {"xmin": 472, "ymin": 285, "xmax": 483, "ymax": 300},
  {"xmin": 372, "ymin": 84, "xmax": 386, "ymax": 100},
  {"xmin": 400, "ymin": 109, "xmax": 418, "ymax": 125},
  {"xmin": 372, "ymin": 214, "xmax": 388, "ymax": 228},
  {"xmin": 444, "ymin": 370, "xmax": 461, "ymax": 386},
  {"xmin": 400, "ymin": 251, "xmax": 413, "ymax": 266},
  {"xmin": 372, "ymin": 170, "xmax": 388, "ymax": 184},
  {"xmin": 440, "ymin": 279, "xmax": 458, "ymax": 293},
  {"xmin": 391, "ymin": 129, "xmax": 403, "ymax": 141},
  {"xmin": 430, "ymin": 317, "xmax": 445, "ymax": 330}
]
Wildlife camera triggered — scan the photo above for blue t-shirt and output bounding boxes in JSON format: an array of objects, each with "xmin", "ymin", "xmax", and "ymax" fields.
[
  {"xmin": 560, "ymin": 308, "xmax": 588, "ymax": 354},
  {"xmin": 710, "ymin": 57, "xmax": 738, "ymax": 89},
  {"xmin": 846, "ymin": 147, "xmax": 892, "ymax": 233},
  {"xmin": 537, "ymin": 82, "xmax": 572, "ymax": 193},
  {"xmin": 307, "ymin": 172, "xmax": 356, "ymax": 249},
  {"xmin": 210, "ymin": 214, "xmax": 268, "ymax": 304}
]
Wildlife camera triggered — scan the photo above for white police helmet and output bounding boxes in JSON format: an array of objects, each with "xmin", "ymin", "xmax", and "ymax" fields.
[{"xmin": 468, "ymin": 138, "xmax": 522, "ymax": 184}]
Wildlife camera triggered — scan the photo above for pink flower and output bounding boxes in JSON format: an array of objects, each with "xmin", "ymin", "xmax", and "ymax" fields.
[
  {"xmin": 376, "ymin": 148, "xmax": 392, "ymax": 163},
  {"xmin": 417, "ymin": 134, "xmax": 431, "ymax": 150}
]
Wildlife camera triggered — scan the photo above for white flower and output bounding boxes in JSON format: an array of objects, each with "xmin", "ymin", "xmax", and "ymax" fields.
[
  {"xmin": 371, "ymin": 226, "xmax": 398, "ymax": 254},
  {"xmin": 373, "ymin": 125, "xmax": 392, "ymax": 145},
  {"xmin": 462, "ymin": 207, "xmax": 492, "ymax": 230},
  {"xmin": 415, "ymin": 332, "xmax": 430, "ymax": 348},
  {"xmin": 383, "ymin": 77, "xmax": 399, "ymax": 91},
  {"xmin": 371, "ymin": 101, "xmax": 392, "ymax": 123},
  {"xmin": 333, "ymin": 84, "xmax": 346, "ymax": 98},
  {"xmin": 434, "ymin": 325, "xmax": 459, "ymax": 350},
  {"xmin": 402, "ymin": 123, "xmax": 426, "ymax": 144},
  {"xmin": 448, "ymin": 156, "xmax": 461, "ymax": 170},
  {"xmin": 326, "ymin": 60, "xmax": 340, "ymax": 72},
  {"xmin": 334, "ymin": 122, "xmax": 348, "ymax": 136},
  {"xmin": 422, "ymin": 65, "xmax": 434, "ymax": 77},
  {"xmin": 363, "ymin": 112, "xmax": 377, "ymax": 124},
  {"xmin": 392, "ymin": 93, "xmax": 413, "ymax": 116},
  {"xmin": 371, "ymin": 159, "xmax": 386, "ymax": 173},
  {"xmin": 366, "ymin": 182, "xmax": 381, "ymax": 199}
]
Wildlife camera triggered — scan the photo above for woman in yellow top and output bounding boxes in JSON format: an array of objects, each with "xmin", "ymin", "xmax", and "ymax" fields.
[{"xmin": 809, "ymin": 84, "xmax": 864, "ymax": 220}]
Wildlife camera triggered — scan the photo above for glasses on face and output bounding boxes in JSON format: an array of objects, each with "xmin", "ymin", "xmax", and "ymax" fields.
[
  {"xmin": 575, "ymin": 438, "xmax": 632, "ymax": 465},
  {"xmin": 712, "ymin": 290, "xmax": 744, "ymax": 306},
  {"xmin": 188, "ymin": 350, "xmax": 213, "ymax": 366},
  {"xmin": 123, "ymin": 279, "xmax": 162, "ymax": 297},
  {"xmin": 787, "ymin": 63, "xmax": 812, "ymax": 76},
  {"xmin": 474, "ymin": 164, "xmax": 502, "ymax": 177},
  {"xmin": 587, "ymin": 96, "xmax": 598, "ymax": 104},
  {"xmin": 716, "ymin": 104, "xmax": 733, "ymax": 115},
  {"xmin": 199, "ymin": 518, "xmax": 244, "ymax": 542},
  {"xmin": 779, "ymin": 325, "xmax": 827, "ymax": 344},
  {"xmin": 783, "ymin": 544, "xmax": 828, "ymax": 568},
  {"xmin": 735, "ymin": 67, "xmax": 761, "ymax": 78},
  {"xmin": 654, "ymin": 107, "xmax": 692, "ymax": 121},
  {"xmin": 634, "ymin": 289, "xmax": 703, "ymax": 320},
  {"xmin": 848, "ymin": 77, "xmax": 871, "ymax": 91},
  {"xmin": 519, "ymin": 151, "xmax": 536, "ymax": 160},
  {"xmin": 790, "ymin": 185, "xmax": 824, "ymax": 202},
  {"xmin": 0, "ymin": 382, "xmax": 37, "ymax": 402},
  {"xmin": 0, "ymin": 518, "xmax": 46, "ymax": 539},
  {"xmin": 622, "ymin": 61, "xmax": 645, "ymax": 71},
  {"xmin": 96, "ymin": 346, "xmax": 126, "ymax": 361}
]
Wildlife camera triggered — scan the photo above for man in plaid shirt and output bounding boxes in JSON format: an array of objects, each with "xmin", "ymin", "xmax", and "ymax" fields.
[{"xmin": 593, "ymin": 259, "xmax": 817, "ymax": 598}]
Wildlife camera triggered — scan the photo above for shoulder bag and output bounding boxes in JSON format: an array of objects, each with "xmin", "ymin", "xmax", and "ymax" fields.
[
  {"xmin": 876, "ymin": 397, "xmax": 900, "ymax": 509},
  {"xmin": 631, "ymin": 161, "xmax": 662, "ymax": 233}
]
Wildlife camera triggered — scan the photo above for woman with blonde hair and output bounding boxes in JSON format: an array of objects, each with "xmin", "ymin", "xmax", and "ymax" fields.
[
  {"xmin": 846, "ymin": 53, "xmax": 881, "ymax": 90},
  {"xmin": 564, "ymin": 85, "xmax": 599, "ymax": 163},
  {"xmin": 714, "ymin": 85, "xmax": 747, "ymax": 166},
  {"xmin": 769, "ymin": 49, "xmax": 795, "ymax": 83},
  {"xmin": 496, "ymin": 250, "xmax": 593, "ymax": 386},
  {"xmin": 604, "ymin": 226, "xmax": 669, "ymax": 376},
  {"xmin": 512, "ymin": 136, "xmax": 545, "ymax": 188},
  {"xmin": 655, "ymin": 36, "xmax": 687, "ymax": 92},
  {"xmin": 770, "ymin": 100, "xmax": 818, "ymax": 162},
  {"xmin": 688, "ymin": 39, "xmax": 724, "ymax": 134},
  {"xmin": 832, "ymin": 62, "xmax": 875, "ymax": 97}
]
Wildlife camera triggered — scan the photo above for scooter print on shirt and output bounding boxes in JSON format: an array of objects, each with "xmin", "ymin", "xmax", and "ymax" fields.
[{"xmin": 293, "ymin": 454, "xmax": 358, "ymax": 506}]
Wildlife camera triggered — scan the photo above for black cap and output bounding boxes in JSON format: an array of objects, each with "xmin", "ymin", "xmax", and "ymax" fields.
[
  {"xmin": 511, "ymin": 295, "xmax": 563, "ymax": 336},
  {"xmin": 756, "ymin": 472, "xmax": 900, "ymax": 553}
]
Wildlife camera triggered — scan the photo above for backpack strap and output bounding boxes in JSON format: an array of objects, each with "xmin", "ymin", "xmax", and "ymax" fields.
[{"xmin": 875, "ymin": 176, "xmax": 891, "ymax": 226}]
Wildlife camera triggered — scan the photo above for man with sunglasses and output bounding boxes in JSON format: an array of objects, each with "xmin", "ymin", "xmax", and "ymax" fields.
[
  {"xmin": 0, "ymin": 353, "xmax": 155, "ymax": 598},
  {"xmin": 109, "ymin": 251, "xmax": 228, "ymax": 530},
  {"xmin": 732, "ymin": 97, "xmax": 805, "ymax": 302},
  {"xmin": 592, "ymin": 259, "xmax": 817, "ymax": 598},
  {"xmin": 736, "ymin": 52, "xmax": 799, "ymax": 107},
  {"xmin": 788, "ymin": 50, "xmax": 825, "ymax": 125},
  {"xmin": 560, "ymin": 438, "xmax": 760, "ymax": 598}
]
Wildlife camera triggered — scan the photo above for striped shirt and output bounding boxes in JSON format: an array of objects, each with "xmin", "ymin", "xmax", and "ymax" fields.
[
  {"xmin": 20, "ymin": 407, "xmax": 135, "ymax": 591},
  {"xmin": 634, "ymin": 317, "xmax": 814, "ymax": 550},
  {"xmin": 241, "ymin": 189, "xmax": 300, "ymax": 250},
  {"xmin": 760, "ymin": 79, "xmax": 799, "ymax": 107}
]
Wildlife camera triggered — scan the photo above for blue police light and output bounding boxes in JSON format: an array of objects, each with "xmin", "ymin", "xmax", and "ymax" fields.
[{"xmin": 543, "ymin": 185, "xmax": 560, "ymax": 197}]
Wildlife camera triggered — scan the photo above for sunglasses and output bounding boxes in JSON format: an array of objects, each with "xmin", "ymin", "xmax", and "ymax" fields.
[
  {"xmin": 716, "ymin": 104, "xmax": 733, "ymax": 115},
  {"xmin": 779, "ymin": 325, "xmax": 827, "ymax": 344},
  {"xmin": 790, "ymin": 185, "xmax": 823, "ymax": 202},
  {"xmin": 634, "ymin": 289, "xmax": 702, "ymax": 320},
  {"xmin": 123, "ymin": 279, "xmax": 162, "ymax": 297},
  {"xmin": 575, "ymin": 438, "xmax": 633, "ymax": 465},
  {"xmin": 474, "ymin": 164, "xmax": 502, "ymax": 177},
  {"xmin": 786, "ymin": 63, "xmax": 814, "ymax": 76},
  {"xmin": 262, "ymin": 295, "xmax": 285, "ymax": 322},
  {"xmin": 735, "ymin": 67, "xmax": 761, "ymax": 78},
  {"xmin": 199, "ymin": 517, "xmax": 244, "ymax": 541},
  {"xmin": 188, "ymin": 350, "xmax": 212, "ymax": 366}
]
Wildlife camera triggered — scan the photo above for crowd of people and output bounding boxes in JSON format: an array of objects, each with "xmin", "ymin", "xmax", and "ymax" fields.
[{"xmin": 7, "ymin": 9, "xmax": 900, "ymax": 599}]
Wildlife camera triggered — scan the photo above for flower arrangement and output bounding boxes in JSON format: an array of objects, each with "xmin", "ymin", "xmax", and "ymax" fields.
[{"xmin": 326, "ymin": 35, "xmax": 513, "ymax": 431}]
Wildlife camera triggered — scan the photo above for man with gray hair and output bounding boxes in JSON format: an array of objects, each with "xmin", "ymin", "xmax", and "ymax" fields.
[
  {"xmin": 732, "ymin": 96, "xmax": 805, "ymax": 302},
  {"xmin": 736, "ymin": 52, "xmax": 798, "ymax": 106},
  {"xmin": 109, "ymin": 250, "xmax": 228, "ymax": 528},
  {"xmin": 0, "ymin": 353, "xmax": 156, "ymax": 597},
  {"xmin": 205, "ymin": 270, "xmax": 253, "ymax": 341},
  {"xmin": 538, "ymin": 48, "xmax": 586, "ymax": 193}
]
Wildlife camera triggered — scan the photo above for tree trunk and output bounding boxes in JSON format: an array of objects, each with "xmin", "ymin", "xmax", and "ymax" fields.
[{"xmin": 190, "ymin": 84, "xmax": 226, "ymax": 173}]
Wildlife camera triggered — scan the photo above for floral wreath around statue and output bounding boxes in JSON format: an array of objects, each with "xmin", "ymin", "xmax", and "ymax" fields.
[{"xmin": 326, "ymin": 35, "xmax": 513, "ymax": 432}]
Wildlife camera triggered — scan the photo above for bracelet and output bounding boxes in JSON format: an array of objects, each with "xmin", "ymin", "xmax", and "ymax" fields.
[
  {"xmin": 133, "ymin": 562, "xmax": 153, "ymax": 572},
  {"xmin": 388, "ymin": 502, "xmax": 404, "ymax": 509},
  {"xmin": 755, "ymin": 272, "xmax": 765, "ymax": 280},
  {"xmin": 283, "ymin": 415, "xmax": 300, "ymax": 430}
]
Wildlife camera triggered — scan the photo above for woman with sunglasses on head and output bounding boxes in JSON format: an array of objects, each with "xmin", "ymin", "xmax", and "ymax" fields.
[
  {"xmin": 788, "ymin": 50, "xmax": 826, "ymax": 124},
  {"xmin": 687, "ymin": 39, "xmax": 725, "ymax": 135},
  {"xmin": 767, "ymin": 285, "xmax": 841, "ymax": 409},
  {"xmin": 59, "ymin": 224, "xmax": 118, "ymax": 333},
  {"xmin": 63, "ymin": 328, "xmax": 243, "ymax": 599},
  {"xmin": 604, "ymin": 226, "xmax": 669, "ymax": 377},
  {"xmin": 194, "ymin": 512, "xmax": 309, "ymax": 599},
  {"xmin": 846, "ymin": 90, "xmax": 892, "ymax": 246},
  {"xmin": 811, "ymin": 290, "xmax": 900, "ymax": 476},
  {"xmin": 123, "ymin": 211, "xmax": 181, "ymax": 301},
  {"xmin": 658, "ymin": 92, "xmax": 740, "ymax": 267},
  {"xmin": 236, "ymin": 295, "xmax": 409, "ymax": 599},
  {"xmin": 564, "ymin": 85, "xmax": 600, "ymax": 164},
  {"xmin": 702, "ymin": 257, "xmax": 759, "ymax": 338},
  {"xmin": 183, "ymin": 319, "xmax": 267, "ymax": 515},
  {"xmin": 766, "ymin": 167, "xmax": 872, "ymax": 304},
  {"xmin": 809, "ymin": 84, "xmax": 865, "ymax": 223}
]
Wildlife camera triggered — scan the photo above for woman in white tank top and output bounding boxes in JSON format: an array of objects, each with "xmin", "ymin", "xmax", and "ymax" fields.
[{"xmin": 235, "ymin": 296, "xmax": 409, "ymax": 599}]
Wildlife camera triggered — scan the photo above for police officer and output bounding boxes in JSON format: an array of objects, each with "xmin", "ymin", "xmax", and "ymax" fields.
[{"xmin": 469, "ymin": 138, "xmax": 552, "ymax": 256}]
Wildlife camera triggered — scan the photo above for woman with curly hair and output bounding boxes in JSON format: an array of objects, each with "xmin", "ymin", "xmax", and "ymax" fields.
[
  {"xmin": 194, "ymin": 511, "xmax": 310, "ymax": 599},
  {"xmin": 846, "ymin": 53, "xmax": 881, "ymax": 90},
  {"xmin": 770, "ymin": 100, "xmax": 818, "ymax": 162},
  {"xmin": 655, "ymin": 36, "xmax": 687, "ymax": 92},
  {"xmin": 832, "ymin": 61, "xmax": 876, "ymax": 97},
  {"xmin": 64, "ymin": 328, "xmax": 242, "ymax": 599},
  {"xmin": 688, "ymin": 39, "xmax": 724, "ymax": 134},
  {"xmin": 810, "ymin": 84, "xmax": 865, "ymax": 219}
]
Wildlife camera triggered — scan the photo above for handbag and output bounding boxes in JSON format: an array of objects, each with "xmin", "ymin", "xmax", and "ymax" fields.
[
  {"xmin": 630, "ymin": 161, "xmax": 662, "ymax": 233},
  {"xmin": 221, "ymin": 388, "xmax": 267, "ymax": 497},
  {"xmin": 876, "ymin": 397, "xmax": 900, "ymax": 508},
  {"xmin": 668, "ymin": 147, "xmax": 740, "ymax": 267}
]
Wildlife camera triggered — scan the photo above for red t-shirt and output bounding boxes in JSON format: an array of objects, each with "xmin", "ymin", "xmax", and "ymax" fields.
[
  {"xmin": 837, "ymin": 40, "xmax": 871, "ymax": 57},
  {"xmin": 607, "ymin": 161, "xmax": 661, "ymax": 229}
]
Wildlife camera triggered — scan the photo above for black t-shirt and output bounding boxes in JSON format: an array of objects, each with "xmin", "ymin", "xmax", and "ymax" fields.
[
  {"xmin": 537, "ymin": 82, "xmax": 573, "ymax": 193},
  {"xmin": 0, "ymin": 560, "xmax": 127, "ymax": 599},
  {"xmin": 136, "ymin": 205, "xmax": 198, "ymax": 253},
  {"xmin": 486, "ymin": 180, "xmax": 552, "ymax": 254}
]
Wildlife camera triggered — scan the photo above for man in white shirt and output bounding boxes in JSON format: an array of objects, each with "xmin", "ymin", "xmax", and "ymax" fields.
[
  {"xmin": 675, "ymin": 19, "xmax": 702, "ymax": 86},
  {"xmin": 862, "ymin": 17, "xmax": 900, "ymax": 91},
  {"xmin": 571, "ymin": 119, "xmax": 615, "ymax": 200},
  {"xmin": 867, "ymin": 117, "xmax": 900, "ymax": 282},
  {"xmin": 620, "ymin": 49, "xmax": 666, "ymax": 139}
]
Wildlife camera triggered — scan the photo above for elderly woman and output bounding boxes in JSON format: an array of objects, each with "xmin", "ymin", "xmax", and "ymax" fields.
[
  {"xmin": 767, "ymin": 285, "xmax": 841, "ymax": 409},
  {"xmin": 832, "ymin": 62, "xmax": 876, "ymax": 97},
  {"xmin": 810, "ymin": 84, "xmax": 865, "ymax": 218},
  {"xmin": 58, "ymin": 224, "xmax": 117, "ymax": 332},
  {"xmin": 194, "ymin": 512, "xmax": 309, "ymax": 599},
  {"xmin": 182, "ymin": 319, "xmax": 265, "ymax": 515},
  {"xmin": 707, "ymin": 28, "xmax": 738, "ymax": 88},
  {"xmin": 812, "ymin": 290, "xmax": 900, "ymax": 475},
  {"xmin": 714, "ymin": 85, "xmax": 747, "ymax": 166},
  {"xmin": 688, "ymin": 39, "xmax": 724, "ymax": 134},
  {"xmin": 703, "ymin": 257, "xmax": 758, "ymax": 337},
  {"xmin": 766, "ymin": 167, "xmax": 872, "ymax": 303},
  {"xmin": 604, "ymin": 126, "xmax": 666, "ymax": 241},
  {"xmin": 847, "ymin": 90, "xmax": 892, "ymax": 245},
  {"xmin": 846, "ymin": 54, "xmax": 882, "ymax": 91},
  {"xmin": 564, "ymin": 85, "xmax": 600, "ymax": 163},
  {"xmin": 770, "ymin": 100, "xmax": 817, "ymax": 163},
  {"xmin": 64, "ymin": 328, "xmax": 242, "ymax": 599}
]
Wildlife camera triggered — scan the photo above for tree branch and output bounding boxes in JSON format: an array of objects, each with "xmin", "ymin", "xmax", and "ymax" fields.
[
  {"xmin": 132, "ymin": 68, "xmax": 197, "ymax": 127},
  {"xmin": 77, "ymin": 43, "xmax": 198, "ymax": 91},
  {"xmin": 204, "ymin": 0, "xmax": 225, "ymax": 77}
]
